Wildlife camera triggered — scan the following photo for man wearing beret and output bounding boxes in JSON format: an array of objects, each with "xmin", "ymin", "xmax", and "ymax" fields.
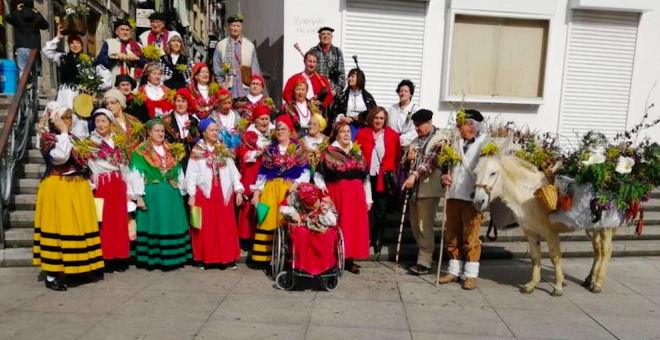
[
  {"xmin": 213, "ymin": 14, "xmax": 264, "ymax": 99},
  {"xmin": 139, "ymin": 12, "xmax": 178, "ymax": 55},
  {"xmin": 438, "ymin": 109, "xmax": 490, "ymax": 290},
  {"xmin": 97, "ymin": 19, "xmax": 146, "ymax": 79},
  {"xmin": 310, "ymin": 27, "xmax": 346, "ymax": 96},
  {"xmin": 401, "ymin": 109, "xmax": 450, "ymax": 275}
]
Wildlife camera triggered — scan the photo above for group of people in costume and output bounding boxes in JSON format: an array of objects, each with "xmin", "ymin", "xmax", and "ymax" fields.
[{"xmin": 33, "ymin": 12, "xmax": 493, "ymax": 292}]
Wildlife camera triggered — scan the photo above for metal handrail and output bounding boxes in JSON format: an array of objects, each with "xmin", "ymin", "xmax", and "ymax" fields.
[{"xmin": 0, "ymin": 49, "xmax": 40, "ymax": 248}]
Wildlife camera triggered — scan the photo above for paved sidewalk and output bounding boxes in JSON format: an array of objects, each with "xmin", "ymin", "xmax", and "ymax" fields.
[{"xmin": 0, "ymin": 257, "xmax": 659, "ymax": 340}]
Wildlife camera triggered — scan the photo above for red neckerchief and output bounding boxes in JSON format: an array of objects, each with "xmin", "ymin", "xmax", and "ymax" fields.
[
  {"xmin": 147, "ymin": 29, "xmax": 169, "ymax": 47},
  {"xmin": 118, "ymin": 38, "xmax": 144, "ymax": 75}
]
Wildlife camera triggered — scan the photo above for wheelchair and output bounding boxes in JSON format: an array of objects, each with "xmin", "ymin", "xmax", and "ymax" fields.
[{"xmin": 271, "ymin": 222, "xmax": 345, "ymax": 292}]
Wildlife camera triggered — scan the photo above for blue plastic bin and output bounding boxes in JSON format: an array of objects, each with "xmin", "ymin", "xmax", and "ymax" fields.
[{"xmin": 0, "ymin": 59, "xmax": 19, "ymax": 94}]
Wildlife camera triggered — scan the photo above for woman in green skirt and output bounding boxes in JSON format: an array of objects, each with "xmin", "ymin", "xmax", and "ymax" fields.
[{"xmin": 129, "ymin": 119, "xmax": 192, "ymax": 269}]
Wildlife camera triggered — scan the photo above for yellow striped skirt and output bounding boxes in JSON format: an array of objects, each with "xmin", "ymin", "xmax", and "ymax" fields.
[
  {"xmin": 33, "ymin": 175, "xmax": 104, "ymax": 274},
  {"xmin": 251, "ymin": 178, "xmax": 291, "ymax": 263}
]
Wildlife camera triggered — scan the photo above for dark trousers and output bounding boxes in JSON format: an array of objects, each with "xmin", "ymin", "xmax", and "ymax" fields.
[{"xmin": 369, "ymin": 176, "xmax": 390, "ymax": 243}]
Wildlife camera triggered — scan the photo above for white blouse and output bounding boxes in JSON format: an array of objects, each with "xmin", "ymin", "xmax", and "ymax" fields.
[
  {"xmin": 49, "ymin": 133, "xmax": 74, "ymax": 175},
  {"xmin": 312, "ymin": 141, "xmax": 373, "ymax": 204},
  {"xmin": 198, "ymin": 84, "xmax": 210, "ymax": 100},
  {"xmin": 295, "ymin": 101, "xmax": 311, "ymax": 128},
  {"xmin": 388, "ymin": 101, "xmax": 419, "ymax": 147},
  {"xmin": 250, "ymin": 144, "xmax": 311, "ymax": 192},
  {"xmin": 370, "ymin": 132, "xmax": 385, "ymax": 176},
  {"xmin": 185, "ymin": 142, "xmax": 244, "ymax": 204},
  {"xmin": 174, "ymin": 113, "xmax": 190, "ymax": 138},
  {"xmin": 87, "ymin": 132, "xmax": 132, "ymax": 194},
  {"xmin": 247, "ymin": 93, "xmax": 263, "ymax": 104},
  {"xmin": 301, "ymin": 135, "xmax": 325, "ymax": 151}
]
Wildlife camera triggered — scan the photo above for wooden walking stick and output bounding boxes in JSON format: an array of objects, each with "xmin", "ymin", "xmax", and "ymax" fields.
[
  {"xmin": 436, "ymin": 186, "xmax": 450, "ymax": 287},
  {"xmin": 394, "ymin": 190, "xmax": 410, "ymax": 271}
]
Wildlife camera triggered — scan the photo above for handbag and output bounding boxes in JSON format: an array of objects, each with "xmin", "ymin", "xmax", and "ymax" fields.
[
  {"xmin": 241, "ymin": 66, "xmax": 252, "ymax": 86},
  {"xmin": 373, "ymin": 137, "xmax": 397, "ymax": 192}
]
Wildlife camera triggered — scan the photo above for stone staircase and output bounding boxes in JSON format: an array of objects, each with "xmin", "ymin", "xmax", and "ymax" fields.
[{"xmin": 1, "ymin": 96, "xmax": 660, "ymax": 266}]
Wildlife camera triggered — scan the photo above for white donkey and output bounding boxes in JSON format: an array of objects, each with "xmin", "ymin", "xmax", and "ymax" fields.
[{"xmin": 471, "ymin": 139, "xmax": 616, "ymax": 296}]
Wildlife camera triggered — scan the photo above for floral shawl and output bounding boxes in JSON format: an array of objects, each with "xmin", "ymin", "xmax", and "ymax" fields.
[{"xmin": 258, "ymin": 140, "xmax": 309, "ymax": 181}]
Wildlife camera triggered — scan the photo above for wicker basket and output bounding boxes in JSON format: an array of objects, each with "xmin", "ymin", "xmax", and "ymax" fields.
[
  {"xmin": 62, "ymin": 14, "xmax": 86, "ymax": 36},
  {"xmin": 534, "ymin": 185, "xmax": 558, "ymax": 212}
]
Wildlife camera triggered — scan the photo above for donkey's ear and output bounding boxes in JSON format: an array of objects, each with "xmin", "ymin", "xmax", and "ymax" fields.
[{"xmin": 498, "ymin": 132, "xmax": 514, "ymax": 156}]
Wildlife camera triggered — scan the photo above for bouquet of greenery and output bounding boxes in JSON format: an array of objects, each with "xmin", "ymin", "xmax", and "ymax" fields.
[{"xmin": 76, "ymin": 53, "xmax": 105, "ymax": 99}]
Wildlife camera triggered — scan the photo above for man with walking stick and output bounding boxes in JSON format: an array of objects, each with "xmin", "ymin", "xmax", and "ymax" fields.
[
  {"xmin": 401, "ymin": 109, "xmax": 449, "ymax": 275},
  {"xmin": 437, "ymin": 109, "xmax": 489, "ymax": 290}
]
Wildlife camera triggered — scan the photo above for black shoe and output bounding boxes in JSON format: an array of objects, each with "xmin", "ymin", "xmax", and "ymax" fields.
[
  {"xmin": 408, "ymin": 264, "xmax": 430, "ymax": 276},
  {"xmin": 347, "ymin": 263, "xmax": 360, "ymax": 275},
  {"xmin": 45, "ymin": 278, "xmax": 67, "ymax": 291},
  {"xmin": 373, "ymin": 239, "xmax": 383, "ymax": 254}
]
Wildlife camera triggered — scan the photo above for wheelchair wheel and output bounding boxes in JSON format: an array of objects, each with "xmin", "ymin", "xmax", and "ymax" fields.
[
  {"xmin": 275, "ymin": 271, "xmax": 295, "ymax": 291},
  {"xmin": 321, "ymin": 276, "xmax": 340, "ymax": 292},
  {"xmin": 336, "ymin": 227, "xmax": 345, "ymax": 276},
  {"xmin": 271, "ymin": 226, "xmax": 285, "ymax": 278}
]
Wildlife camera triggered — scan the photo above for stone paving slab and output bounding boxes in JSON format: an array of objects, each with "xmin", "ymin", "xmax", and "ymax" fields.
[{"xmin": 0, "ymin": 257, "xmax": 660, "ymax": 340}]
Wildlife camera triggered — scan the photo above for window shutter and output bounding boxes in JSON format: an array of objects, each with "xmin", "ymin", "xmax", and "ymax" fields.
[
  {"xmin": 558, "ymin": 10, "xmax": 640, "ymax": 146},
  {"xmin": 343, "ymin": 0, "xmax": 427, "ymax": 108}
]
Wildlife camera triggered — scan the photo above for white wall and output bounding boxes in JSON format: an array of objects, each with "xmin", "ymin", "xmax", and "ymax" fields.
[{"xmin": 277, "ymin": 0, "xmax": 660, "ymax": 142}]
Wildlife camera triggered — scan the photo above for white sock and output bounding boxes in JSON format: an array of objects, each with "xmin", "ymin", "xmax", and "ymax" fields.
[
  {"xmin": 447, "ymin": 259, "xmax": 463, "ymax": 277},
  {"xmin": 464, "ymin": 262, "xmax": 480, "ymax": 279}
]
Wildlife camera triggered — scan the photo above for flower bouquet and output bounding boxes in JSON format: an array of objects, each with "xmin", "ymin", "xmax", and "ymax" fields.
[{"xmin": 76, "ymin": 53, "xmax": 105, "ymax": 100}]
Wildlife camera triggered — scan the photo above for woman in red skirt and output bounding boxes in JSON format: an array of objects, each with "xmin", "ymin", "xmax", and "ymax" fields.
[
  {"xmin": 86, "ymin": 109, "xmax": 132, "ymax": 272},
  {"xmin": 235, "ymin": 104, "xmax": 273, "ymax": 250},
  {"xmin": 186, "ymin": 118, "xmax": 245, "ymax": 269},
  {"xmin": 314, "ymin": 121, "xmax": 372, "ymax": 274}
]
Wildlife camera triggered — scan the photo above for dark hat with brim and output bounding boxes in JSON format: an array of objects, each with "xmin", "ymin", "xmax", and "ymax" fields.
[
  {"xmin": 114, "ymin": 19, "xmax": 131, "ymax": 31},
  {"xmin": 464, "ymin": 109, "xmax": 484, "ymax": 122},
  {"xmin": 318, "ymin": 26, "xmax": 334, "ymax": 33},
  {"xmin": 149, "ymin": 12, "xmax": 167, "ymax": 22},
  {"xmin": 115, "ymin": 74, "xmax": 137, "ymax": 90},
  {"xmin": 227, "ymin": 14, "xmax": 244, "ymax": 24},
  {"xmin": 411, "ymin": 109, "xmax": 433, "ymax": 123}
]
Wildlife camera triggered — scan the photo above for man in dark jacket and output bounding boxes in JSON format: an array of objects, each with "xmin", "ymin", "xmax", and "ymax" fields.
[{"xmin": 5, "ymin": 0, "xmax": 49, "ymax": 73}]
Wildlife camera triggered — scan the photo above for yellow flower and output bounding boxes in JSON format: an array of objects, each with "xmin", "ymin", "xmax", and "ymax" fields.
[
  {"xmin": 133, "ymin": 92, "xmax": 146, "ymax": 105},
  {"xmin": 287, "ymin": 143, "xmax": 296, "ymax": 155},
  {"xmin": 480, "ymin": 142, "xmax": 500, "ymax": 157},
  {"xmin": 73, "ymin": 139, "xmax": 95, "ymax": 158},
  {"xmin": 128, "ymin": 18, "xmax": 137, "ymax": 30},
  {"xmin": 221, "ymin": 62, "xmax": 232, "ymax": 74},
  {"xmin": 237, "ymin": 118, "xmax": 250, "ymax": 132},
  {"xmin": 79, "ymin": 53, "xmax": 91, "ymax": 65},
  {"xmin": 264, "ymin": 97, "xmax": 274, "ymax": 107},
  {"xmin": 236, "ymin": 14, "xmax": 245, "ymax": 21},
  {"xmin": 606, "ymin": 147, "xmax": 620, "ymax": 159},
  {"xmin": 143, "ymin": 44, "xmax": 161, "ymax": 61},
  {"xmin": 456, "ymin": 107, "xmax": 466, "ymax": 126},
  {"xmin": 175, "ymin": 64, "xmax": 188, "ymax": 73},
  {"xmin": 132, "ymin": 122, "xmax": 144, "ymax": 139},
  {"xmin": 437, "ymin": 146, "xmax": 461, "ymax": 168},
  {"xmin": 209, "ymin": 82, "xmax": 220, "ymax": 95},
  {"xmin": 168, "ymin": 142, "xmax": 186, "ymax": 161},
  {"xmin": 351, "ymin": 142, "xmax": 362, "ymax": 155},
  {"xmin": 167, "ymin": 89, "xmax": 177, "ymax": 102},
  {"xmin": 215, "ymin": 143, "xmax": 235, "ymax": 159},
  {"xmin": 113, "ymin": 133, "xmax": 128, "ymax": 148}
]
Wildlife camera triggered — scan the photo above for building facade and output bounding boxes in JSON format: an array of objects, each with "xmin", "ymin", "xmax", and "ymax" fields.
[{"xmin": 233, "ymin": 0, "xmax": 660, "ymax": 143}]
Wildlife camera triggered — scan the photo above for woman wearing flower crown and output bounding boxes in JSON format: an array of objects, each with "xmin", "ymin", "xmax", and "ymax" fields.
[
  {"xmin": 33, "ymin": 102, "xmax": 104, "ymax": 291},
  {"xmin": 129, "ymin": 119, "xmax": 192, "ymax": 270},
  {"xmin": 186, "ymin": 118, "xmax": 245, "ymax": 269},
  {"xmin": 314, "ymin": 121, "xmax": 372, "ymax": 274},
  {"xmin": 159, "ymin": 33, "xmax": 194, "ymax": 90},
  {"xmin": 181, "ymin": 62, "xmax": 221, "ymax": 120},
  {"xmin": 280, "ymin": 74, "xmax": 319, "ymax": 139},
  {"xmin": 138, "ymin": 63, "xmax": 174, "ymax": 119},
  {"xmin": 250, "ymin": 115, "xmax": 310, "ymax": 264},
  {"xmin": 235, "ymin": 104, "xmax": 273, "ymax": 250},
  {"xmin": 84, "ymin": 109, "xmax": 134, "ymax": 272}
]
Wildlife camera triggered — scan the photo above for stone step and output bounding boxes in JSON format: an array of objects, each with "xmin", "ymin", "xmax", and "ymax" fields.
[
  {"xmin": 8, "ymin": 211, "xmax": 35, "ymax": 228},
  {"xmin": 23, "ymin": 163, "xmax": 45, "ymax": 179},
  {"xmin": 17, "ymin": 178, "xmax": 41, "ymax": 195},
  {"xmin": 12, "ymin": 194, "xmax": 38, "ymax": 210},
  {"xmin": 25, "ymin": 149, "xmax": 44, "ymax": 164},
  {"xmin": 5, "ymin": 229, "xmax": 33, "ymax": 247},
  {"xmin": 3, "ymin": 238, "xmax": 660, "ymax": 267}
]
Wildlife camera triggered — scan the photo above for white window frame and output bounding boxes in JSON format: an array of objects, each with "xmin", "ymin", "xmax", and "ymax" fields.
[{"xmin": 441, "ymin": 9, "xmax": 554, "ymax": 105}]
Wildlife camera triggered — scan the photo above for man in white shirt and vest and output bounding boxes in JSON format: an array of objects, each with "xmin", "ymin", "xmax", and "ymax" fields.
[
  {"xmin": 438, "ymin": 109, "xmax": 489, "ymax": 290},
  {"xmin": 139, "ymin": 12, "xmax": 177, "ymax": 56},
  {"xmin": 97, "ymin": 19, "xmax": 146, "ymax": 80},
  {"xmin": 402, "ymin": 109, "xmax": 450, "ymax": 275},
  {"xmin": 212, "ymin": 14, "xmax": 264, "ymax": 99}
]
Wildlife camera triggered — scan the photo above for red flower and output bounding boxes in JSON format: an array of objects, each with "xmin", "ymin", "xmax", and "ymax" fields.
[{"xmin": 184, "ymin": 120, "xmax": 191, "ymax": 128}]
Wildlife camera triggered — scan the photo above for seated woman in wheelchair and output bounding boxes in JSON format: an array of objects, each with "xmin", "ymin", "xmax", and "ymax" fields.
[{"xmin": 280, "ymin": 183, "xmax": 339, "ymax": 275}]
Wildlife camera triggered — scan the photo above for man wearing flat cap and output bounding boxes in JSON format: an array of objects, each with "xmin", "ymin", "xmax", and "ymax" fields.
[
  {"xmin": 401, "ymin": 109, "xmax": 450, "ymax": 275},
  {"xmin": 139, "ymin": 12, "xmax": 178, "ymax": 55},
  {"xmin": 310, "ymin": 27, "xmax": 345, "ymax": 96},
  {"xmin": 213, "ymin": 14, "xmax": 265, "ymax": 99},
  {"xmin": 97, "ymin": 19, "xmax": 146, "ymax": 79},
  {"xmin": 437, "ymin": 109, "xmax": 490, "ymax": 290}
]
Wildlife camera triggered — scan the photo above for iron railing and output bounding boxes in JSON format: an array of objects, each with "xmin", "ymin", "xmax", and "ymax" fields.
[{"xmin": 0, "ymin": 49, "xmax": 40, "ymax": 248}]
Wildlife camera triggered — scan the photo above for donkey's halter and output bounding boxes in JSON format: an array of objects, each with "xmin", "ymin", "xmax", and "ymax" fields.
[{"xmin": 474, "ymin": 184, "xmax": 493, "ymax": 196}]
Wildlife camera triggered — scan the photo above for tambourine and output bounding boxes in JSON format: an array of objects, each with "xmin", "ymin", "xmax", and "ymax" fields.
[{"xmin": 73, "ymin": 93, "xmax": 94, "ymax": 118}]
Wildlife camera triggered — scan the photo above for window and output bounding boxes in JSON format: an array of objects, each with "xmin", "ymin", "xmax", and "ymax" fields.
[{"xmin": 444, "ymin": 14, "xmax": 550, "ymax": 104}]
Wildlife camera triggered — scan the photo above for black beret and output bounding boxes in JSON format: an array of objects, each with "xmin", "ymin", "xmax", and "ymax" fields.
[
  {"xmin": 227, "ymin": 14, "xmax": 244, "ymax": 24},
  {"xmin": 411, "ymin": 109, "xmax": 433, "ymax": 122},
  {"xmin": 148, "ymin": 12, "xmax": 167, "ymax": 22},
  {"xmin": 318, "ymin": 26, "xmax": 334, "ymax": 33},
  {"xmin": 114, "ymin": 19, "xmax": 131, "ymax": 31},
  {"xmin": 115, "ymin": 74, "xmax": 137, "ymax": 89},
  {"xmin": 464, "ymin": 109, "xmax": 484, "ymax": 122}
]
